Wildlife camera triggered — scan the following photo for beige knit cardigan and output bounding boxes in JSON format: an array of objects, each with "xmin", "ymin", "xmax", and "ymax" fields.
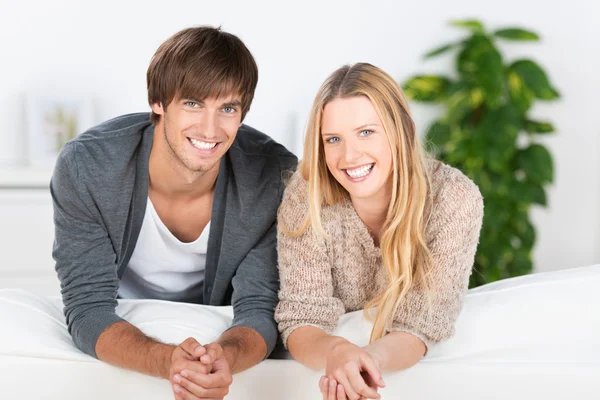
[{"xmin": 274, "ymin": 160, "xmax": 484, "ymax": 349}]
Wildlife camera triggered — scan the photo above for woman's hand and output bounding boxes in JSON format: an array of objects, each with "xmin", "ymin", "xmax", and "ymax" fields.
[
  {"xmin": 320, "ymin": 376, "xmax": 350, "ymax": 400},
  {"xmin": 319, "ymin": 375, "xmax": 381, "ymax": 400},
  {"xmin": 322, "ymin": 341, "xmax": 385, "ymax": 400}
]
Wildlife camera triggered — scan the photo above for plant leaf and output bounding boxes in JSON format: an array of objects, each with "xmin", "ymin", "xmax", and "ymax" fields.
[
  {"xmin": 402, "ymin": 75, "xmax": 451, "ymax": 102},
  {"xmin": 450, "ymin": 19, "xmax": 484, "ymax": 32},
  {"xmin": 511, "ymin": 212, "xmax": 536, "ymax": 250},
  {"xmin": 425, "ymin": 121, "xmax": 452, "ymax": 153},
  {"xmin": 529, "ymin": 184, "xmax": 547, "ymax": 206},
  {"xmin": 524, "ymin": 119, "xmax": 555, "ymax": 134},
  {"xmin": 510, "ymin": 250, "xmax": 533, "ymax": 277},
  {"xmin": 458, "ymin": 34, "xmax": 505, "ymax": 108},
  {"xmin": 424, "ymin": 43, "xmax": 457, "ymax": 59},
  {"xmin": 517, "ymin": 144, "xmax": 554, "ymax": 184},
  {"xmin": 509, "ymin": 59, "xmax": 560, "ymax": 100},
  {"xmin": 493, "ymin": 28, "xmax": 539, "ymax": 41},
  {"xmin": 444, "ymin": 130, "xmax": 473, "ymax": 166},
  {"xmin": 511, "ymin": 179, "xmax": 547, "ymax": 206},
  {"xmin": 474, "ymin": 105, "xmax": 521, "ymax": 173},
  {"xmin": 445, "ymin": 82, "xmax": 484, "ymax": 123},
  {"xmin": 508, "ymin": 70, "xmax": 536, "ymax": 113}
]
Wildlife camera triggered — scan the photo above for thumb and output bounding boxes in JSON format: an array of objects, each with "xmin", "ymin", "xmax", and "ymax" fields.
[{"xmin": 212, "ymin": 356, "xmax": 230, "ymax": 373}]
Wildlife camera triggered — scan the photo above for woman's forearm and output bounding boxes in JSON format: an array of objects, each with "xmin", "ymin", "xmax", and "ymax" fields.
[
  {"xmin": 364, "ymin": 331, "xmax": 426, "ymax": 372},
  {"xmin": 287, "ymin": 326, "xmax": 348, "ymax": 369}
]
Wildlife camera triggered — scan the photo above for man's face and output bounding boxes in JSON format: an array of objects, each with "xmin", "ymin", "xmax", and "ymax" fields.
[{"xmin": 151, "ymin": 95, "xmax": 243, "ymax": 174}]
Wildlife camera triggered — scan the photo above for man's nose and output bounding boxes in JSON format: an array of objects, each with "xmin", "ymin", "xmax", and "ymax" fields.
[{"xmin": 197, "ymin": 111, "xmax": 219, "ymax": 139}]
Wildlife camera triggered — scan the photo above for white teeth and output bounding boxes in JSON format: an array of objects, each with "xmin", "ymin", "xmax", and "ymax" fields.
[
  {"xmin": 346, "ymin": 164, "xmax": 373, "ymax": 178},
  {"xmin": 190, "ymin": 138, "xmax": 217, "ymax": 150}
]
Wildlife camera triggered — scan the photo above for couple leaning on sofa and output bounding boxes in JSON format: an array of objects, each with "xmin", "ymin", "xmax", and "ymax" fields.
[{"xmin": 51, "ymin": 26, "xmax": 483, "ymax": 400}]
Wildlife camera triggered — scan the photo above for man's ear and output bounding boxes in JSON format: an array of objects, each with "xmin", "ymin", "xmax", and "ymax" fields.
[{"xmin": 151, "ymin": 102, "xmax": 165, "ymax": 116}]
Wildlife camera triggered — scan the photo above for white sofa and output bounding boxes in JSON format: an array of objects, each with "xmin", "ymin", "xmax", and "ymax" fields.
[{"xmin": 1, "ymin": 264, "xmax": 599, "ymax": 400}]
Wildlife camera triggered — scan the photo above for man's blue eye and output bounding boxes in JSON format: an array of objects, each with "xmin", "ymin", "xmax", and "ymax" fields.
[
  {"xmin": 185, "ymin": 101, "xmax": 198, "ymax": 107},
  {"xmin": 223, "ymin": 107, "xmax": 236, "ymax": 113}
]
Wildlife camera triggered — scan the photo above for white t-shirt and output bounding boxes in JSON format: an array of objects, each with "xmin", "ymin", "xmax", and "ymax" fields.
[{"xmin": 118, "ymin": 197, "xmax": 210, "ymax": 303}]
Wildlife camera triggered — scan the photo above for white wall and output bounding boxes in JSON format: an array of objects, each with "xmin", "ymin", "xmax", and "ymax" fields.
[{"xmin": 1, "ymin": 0, "xmax": 598, "ymax": 273}]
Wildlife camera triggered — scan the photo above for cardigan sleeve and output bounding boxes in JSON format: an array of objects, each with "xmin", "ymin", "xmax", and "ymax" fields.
[
  {"xmin": 391, "ymin": 170, "xmax": 484, "ymax": 350},
  {"xmin": 274, "ymin": 173, "xmax": 345, "ymax": 348},
  {"xmin": 51, "ymin": 143, "xmax": 124, "ymax": 358}
]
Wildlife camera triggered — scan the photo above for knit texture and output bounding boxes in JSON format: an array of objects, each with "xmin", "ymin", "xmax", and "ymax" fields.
[{"xmin": 274, "ymin": 160, "xmax": 484, "ymax": 349}]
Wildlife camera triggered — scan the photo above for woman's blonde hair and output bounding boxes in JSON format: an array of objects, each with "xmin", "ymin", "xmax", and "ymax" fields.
[{"xmin": 290, "ymin": 63, "xmax": 433, "ymax": 343}]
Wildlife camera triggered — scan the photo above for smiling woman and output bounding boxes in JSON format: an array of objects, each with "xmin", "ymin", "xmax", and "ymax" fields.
[
  {"xmin": 275, "ymin": 63, "xmax": 484, "ymax": 400},
  {"xmin": 321, "ymin": 96, "xmax": 394, "ymax": 208}
]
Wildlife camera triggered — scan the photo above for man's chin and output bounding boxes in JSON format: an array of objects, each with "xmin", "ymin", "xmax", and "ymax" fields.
[{"xmin": 187, "ymin": 161, "xmax": 220, "ymax": 175}]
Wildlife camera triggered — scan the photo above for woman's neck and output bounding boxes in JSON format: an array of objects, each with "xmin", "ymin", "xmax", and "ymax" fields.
[{"xmin": 350, "ymin": 184, "xmax": 392, "ymax": 245}]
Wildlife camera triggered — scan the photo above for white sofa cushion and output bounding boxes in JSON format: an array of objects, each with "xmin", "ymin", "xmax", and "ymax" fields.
[{"xmin": 1, "ymin": 264, "xmax": 599, "ymax": 399}]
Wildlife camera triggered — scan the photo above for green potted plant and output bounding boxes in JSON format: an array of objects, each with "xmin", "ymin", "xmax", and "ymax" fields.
[{"xmin": 403, "ymin": 20, "xmax": 560, "ymax": 287}]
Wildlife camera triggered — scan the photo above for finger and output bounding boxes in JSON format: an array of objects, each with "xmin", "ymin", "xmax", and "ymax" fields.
[
  {"xmin": 362, "ymin": 356, "xmax": 385, "ymax": 388},
  {"xmin": 334, "ymin": 369, "xmax": 360, "ymax": 400},
  {"xmin": 183, "ymin": 368, "xmax": 232, "ymax": 389},
  {"xmin": 337, "ymin": 384, "xmax": 347, "ymax": 400},
  {"xmin": 328, "ymin": 378, "xmax": 337, "ymax": 400},
  {"xmin": 211, "ymin": 357, "xmax": 229, "ymax": 374},
  {"xmin": 201, "ymin": 343, "xmax": 223, "ymax": 364},
  {"xmin": 193, "ymin": 346, "xmax": 208, "ymax": 360},
  {"xmin": 180, "ymin": 337, "xmax": 201, "ymax": 354},
  {"xmin": 319, "ymin": 376, "xmax": 327, "ymax": 395},
  {"xmin": 172, "ymin": 383, "xmax": 197, "ymax": 400},
  {"xmin": 321, "ymin": 377, "xmax": 328, "ymax": 400},
  {"xmin": 174, "ymin": 360, "xmax": 211, "ymax": 376},
  {"xmin": 174, "ymin": 374, "xmax": 229, "ymax": 398},
  {"xmin": 347, "ymin": 368, "xmax": 379, "ymax": 399},
  {"xmin": 173, "ymin": 383, "xmax": 220, "ymax": 400},
  {"xmin": 180, "ymin": 338, "xmax": 205, "ymax": 359}
]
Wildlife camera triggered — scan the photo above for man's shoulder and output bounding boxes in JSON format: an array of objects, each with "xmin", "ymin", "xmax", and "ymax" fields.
[
  {"xmin": 227, "ymin": 124, "xmax": 298, "ymax": 184},
  {"xmin": 60, "ymin": 112, "xmax": 152, "ymax": 164},
  {"xmin": 72, "ymin": 112, "xmax": 152, "ymax": 144},
  {"xmin": 230, "ymin": 124, "xmax": 297, "ymax": 162},
  {"xmin": 54, "ymin": 113, "xmax": 152, "ymax": 188}
]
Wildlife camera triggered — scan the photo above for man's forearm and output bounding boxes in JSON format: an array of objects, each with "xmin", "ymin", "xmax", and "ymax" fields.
[
  {"xmin": 95, "ymin": 321, "xmax": 175, "ymax": 379},
  {"xmin": 217, "ymin": 326, "xmax": 267, "ymax": 374}
]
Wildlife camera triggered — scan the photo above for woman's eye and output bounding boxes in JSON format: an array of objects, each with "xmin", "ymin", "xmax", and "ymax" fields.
[
  {"xmin": 326, "ymin": 137, "xmax": 340, "ymax": 144},
  {"xmin": 359, "ymin": 129, "xmax": 373, "ymax": 137}
]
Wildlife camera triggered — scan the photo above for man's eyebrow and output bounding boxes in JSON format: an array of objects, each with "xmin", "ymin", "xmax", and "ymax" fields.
[
  {"xmin": 182, "ymin": 97, "xmax": 204, "ymax": 104},
  {"xmin": 221, "ymin": 100, "xmax": 242, "ymax": 108}
]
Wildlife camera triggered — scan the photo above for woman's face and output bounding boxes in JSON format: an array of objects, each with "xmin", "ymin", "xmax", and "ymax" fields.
[{"xmin": 321, "ymin": 96, "xmax": 394, "ymax": 203}]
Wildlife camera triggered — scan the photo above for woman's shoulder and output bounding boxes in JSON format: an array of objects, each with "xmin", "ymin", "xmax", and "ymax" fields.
[
  {"xmin": 282, "ymin": 169, "xmax": 308, "ymax": 198},
  {"xmin": 426, "ymin": 159, "xmax": 484, "ymax": 225},
  {"xmin": 428, "ymin": 159, "xmax": 482, "ymax": 204}
]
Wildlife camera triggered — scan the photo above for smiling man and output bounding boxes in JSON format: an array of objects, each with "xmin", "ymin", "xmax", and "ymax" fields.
[{"xmin": 50, "ymin": 26, "xmax": 297, "ymax": 400}]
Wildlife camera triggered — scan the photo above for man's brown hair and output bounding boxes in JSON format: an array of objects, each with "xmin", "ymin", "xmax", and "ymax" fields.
[{"xmin": 147, "ymin": 26, "xmax": 258, "ymax": 124}]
